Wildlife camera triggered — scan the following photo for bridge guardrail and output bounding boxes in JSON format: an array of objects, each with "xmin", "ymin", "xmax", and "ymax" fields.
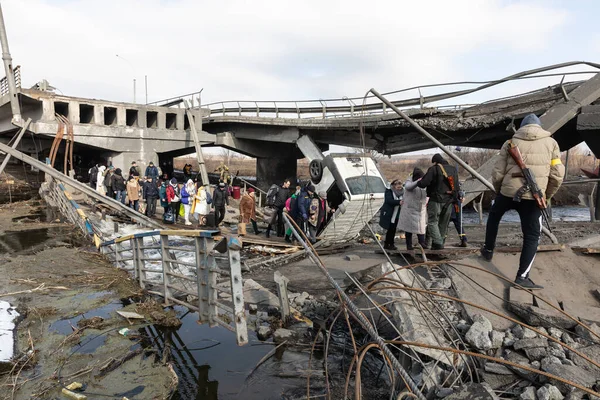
[
  {"xmin": 100, "ymin": 230, "xmax": 248, "ymax": 346},
  {"xmin": 0, "ymin": 65, "xmax": 20, "ymax": 96},
  {"xmin": 200, "ymin": 64, "xmax": 599, "ymax": 120}
]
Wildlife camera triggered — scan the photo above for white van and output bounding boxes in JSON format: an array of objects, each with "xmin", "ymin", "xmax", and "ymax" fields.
[{"xmin": 307, "ymin": 153, "xmax": 387, "ymax": 244}]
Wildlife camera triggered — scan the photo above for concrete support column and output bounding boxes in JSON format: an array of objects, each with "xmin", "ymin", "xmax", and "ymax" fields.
[{"xmin": 256, "ymin": 157, "xmax": 297, "ymax": 192}]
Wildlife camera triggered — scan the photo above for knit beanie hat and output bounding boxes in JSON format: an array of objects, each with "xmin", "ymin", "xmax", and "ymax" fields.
[
  {"xmin": 520, "ymin": 113, "xmax": 541, "ymax": 128},
  {"xmin": 431, "ymin": 154, "xmax": 445, "ymax": 164}
]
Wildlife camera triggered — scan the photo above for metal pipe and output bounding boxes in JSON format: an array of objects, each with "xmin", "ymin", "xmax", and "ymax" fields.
[
  {"xmin": 0, "ymin": 118, "xmax": 30, "ymax": 176},
  {"xmin": 369, "ymin": 88, "xmax": 495, "ymax": 192},
  {"xmin": 370, "ymin": 88, "xmax": 559, "ymax": 244},
  {"xmin": 282, "ymin": 214, "xmax": 425, "ymax": 399},
  {"xmin": 561, "ymin": 178, "xmax": 600, "ymax": 185},
  {"xmin": 0, "ymin": 4, "xmax": 21, "ymax": 123}
]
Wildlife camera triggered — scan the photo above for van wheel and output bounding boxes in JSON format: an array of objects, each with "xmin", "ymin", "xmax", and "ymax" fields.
[{"xmin": 309, "ymin": 160, "xmax": 323, "ymax": 183}]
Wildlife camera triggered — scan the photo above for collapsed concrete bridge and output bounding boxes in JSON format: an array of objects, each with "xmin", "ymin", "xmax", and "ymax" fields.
[{"xmin": 0, "ymin": 62, "xmax": 600, "ymax": 190}]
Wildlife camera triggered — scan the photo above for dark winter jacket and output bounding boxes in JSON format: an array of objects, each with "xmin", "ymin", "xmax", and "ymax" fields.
[
  {"xmin": 143, "ymin": 180, "xmax": 159, "ymax": 198},
  {"xmin": 274, "ymin": 185, "xmax": 290, "ymax": 208},
  {"xmin": 417, "ymin": 161, "xmax": 458, "ymax": 203},
  {"xmin": 145, "ymin": 165, "xmax": 159, "ymax": 180},
  {"xmin": 111, "ymin": 171, "xmax": 126, "ymax": 192},
  {"xmin": 379, "ymin": 188, "xmax": 403, "ymax": 230},
  {"xmin": 129, "ymin": 166, "xmax": 140, "ymax": 177},
  {"xmin": 212, "ymin": 187, "xmax": 229, "ymax": 208},
  {"xmin": 104, "ymin": 172, "xmax": 113, "ymax": 189},
  {"xmin": 89, "ymin": 166, "xmax": 98, "ymax": 186},
  {"xmin": 297, "ymin": 190, "xmax": 312, "ymax": 221}
]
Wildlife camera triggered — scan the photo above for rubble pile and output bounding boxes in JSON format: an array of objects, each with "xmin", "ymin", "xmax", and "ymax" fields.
[{"xmin": 459, "ymin": 314, "xmax": 600, "ymax": 399}]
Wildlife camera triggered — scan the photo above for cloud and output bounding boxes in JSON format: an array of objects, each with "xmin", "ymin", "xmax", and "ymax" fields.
[{"xmin": 1, "ymin": 0, "xmax": 574, "ymax": 106}]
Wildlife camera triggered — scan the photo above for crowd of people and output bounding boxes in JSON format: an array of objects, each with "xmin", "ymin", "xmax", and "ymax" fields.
[{"xmin": 85, "ymin": 113, "xmax": 564, "ymax": 290}]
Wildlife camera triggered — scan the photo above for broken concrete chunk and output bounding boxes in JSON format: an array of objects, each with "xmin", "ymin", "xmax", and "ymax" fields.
[
  {"xmin": 248, "ymin": 304, "xmax": 258, "ymax": 312},
  {"xmin": 547, "ymin": 346, "xmax": 566, "ymax": 360},
  {"xmin": 543, "ymin": 363, "xmax": 599, "ymax": 395},
  {"xmin": 520, "ymin": 386, "xmax": 537, "ymax": 400},
  {"xmin": 525, "ymin": 347, "xmax": 548, "ymax": 361},
  {"xmin": 490, "ymin": 330, "xmax": 505, "ymax": 349},
  {"xmin": 445, "ymin": 382, "xmax": 498, "ymax": 399},
  {"xmin": 537, "ymin": 384, "xmax": 565, "ymax": 400},
  {"xmin": 541, "ymin": 356, "xmax": 563, "ymax": 371},
  {"xmin": 484, "ymin": 362, "xmax": 514, "ymax": 375},
  {"xmin": 508, "ymin": 303, "xmax": 577, "ymax": 330},
  {"xmin": 549, "ymin": 327, "xmax": 564, "ymax": 339},
  {"xmin": 562, "ymin": 332, "xmax": 575, "ymax": 345},
  {"xmin": 574, "ymin": 323, "xmax": 600, "ymax": 344},
  {"xmin": 344, "ymin": 254, "xmax": 360, "ymax": 261},
  {"xmin": 256, "ymin": 326, "xmax": 272, "ymax": 341},
  {"xmin": 465, "ymin": 314, "xmax": 493, "ymax": 351},
  {"xmin": 514, "ymin": 337, "xmax": 549, "ymax": 350},
  {"xmin": 568, "ymin": 345, "xmax": 600, "ymax": 373},
  {"xmin": 272, "ymin": 328, "xmax": 294, "ymax": 343},
  {"xmin": 513, "ymin": 324, "xmax": 538, "ymax": 339}
]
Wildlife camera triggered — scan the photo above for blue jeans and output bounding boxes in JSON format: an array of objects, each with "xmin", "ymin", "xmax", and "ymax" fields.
[{"xmin": 116, "ymin": 190, "xmax": 127, "ymax": 204}]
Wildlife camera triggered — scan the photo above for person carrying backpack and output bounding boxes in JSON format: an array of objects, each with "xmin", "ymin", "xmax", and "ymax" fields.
[
  {"xmin": 265, "ymin": 179, "xmax": 291, "ymax": 238},
  {"xmin": 417, "ymin": 154, "xmax": 459, "ymax": 250}
]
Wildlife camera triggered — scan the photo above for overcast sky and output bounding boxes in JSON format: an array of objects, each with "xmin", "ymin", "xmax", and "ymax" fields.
[{"xmin": 3, "ymin": 0, "xmax": 599, "ymax": 109}]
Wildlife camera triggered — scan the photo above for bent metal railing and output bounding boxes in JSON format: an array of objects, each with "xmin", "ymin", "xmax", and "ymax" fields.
[
  {"xmin": 201, "ymin": 63, "xmax": 600, "ymax": 120},
  {"xmin": 100, "ymin": 230, "xmax": 248, "ymax": 346}
]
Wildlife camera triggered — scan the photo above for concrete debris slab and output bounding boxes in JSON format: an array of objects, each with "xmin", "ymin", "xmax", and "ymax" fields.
[
  {"xmin": 541, "ymin": 356, "xmax": 563, "ymax": 372},
  {"xmin": 482, "ymin": 372, "xmax": 519, "ymax": 390},
  {"xmin": 0, "ymin": 301, "xmax": 19, "ymax": 362},
  {"xmin": 490, "ymin": 330, "xmax": 505, "ymax": 349},
  {"xmin": 484, "ymin": 362, "xmax": 514, "ymax": 375},
  {"xmin": 508, "ymin": 302, "xmax": 577, "ymax": 329},
  {"xmin": 574, "ymin": 323, "xmax": 600, "ymax": 343},
  {"xmin": 509, "ymin": 287, "xmax": 534, "ymax": 305},
  {"xmin": 514, "ymin": 337, "xmax": 549, "ymax": 350},
  {"xmin": 537, "ymin": 384, "xmax": 565, "ymax": 400},
  {"xmin": 344, "ymin": 254, "xmax": 360, "ymax": 261},
  {"xmin": 378, "ymin": 262, "xmax": 460, "ymax": 368},
  {"xmin": 444, "ymin": 382, "xmax": 499, "ymax": 399},
  {"xmin": 562, "ymin": 301, "xmax": 600, "ymax": 326},
  {"xmin": 256, "ymin": 326, "xmax": 272, "ymax": 341},
  {"xmin": 543, "ymin": 363, "xmax": 600, "ymax": 395},
  {"xmin": 568, "ymin": 345, "xmax": 600, "ymax": 373},
  {"xmin": 273, "ymin": 328, "xmax": 294, "ymax": 343},
  {"xmin": 520, "ymin": 386, "xmax": 537, "ymax": 400},
  {"xmin": 465, "ymin": 314, "xmax": 493, "ymax": 350},
  {"xmin": 512, "ymin": 325, "xmax": 538, "ymax": 339},
  {"xmin": 524, "ymin": 347, "xmax": 548, "ymax": 361},
  {"xmin": 116, "ymin": 311, "xmax": 144, "ymax": 320}
]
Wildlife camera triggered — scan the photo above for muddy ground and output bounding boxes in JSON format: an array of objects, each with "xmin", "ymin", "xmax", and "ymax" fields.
[{"xmin": 0, "ymin": 201, "xmax": 177, "ymax": 399}]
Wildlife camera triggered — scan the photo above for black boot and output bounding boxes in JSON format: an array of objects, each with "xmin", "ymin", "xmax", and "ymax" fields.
[
  {"xmin": 252, "ymin": 220, "xmax": 262, "ymax": 235},
  {"xmin": 265, "ymin": 227, "xmax": 271, "ymax": 238},
  {"xmin": 480, "ymin": 246, "xmax": 493, "ymax": 261},
  {"xmin": 284, "ymin": 235, "xmax": 291, "ymax": 243}
]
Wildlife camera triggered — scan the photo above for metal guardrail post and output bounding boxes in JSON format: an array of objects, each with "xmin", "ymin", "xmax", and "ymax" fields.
[
  {"xmin": 255, "ymin": 102, "xmax": 259, "ymax": 117},
  {"xmin": 274, "ymin": 270, "xmax": 290, "ymax": 322},
  {"xmin": 160, "ymin": 234, "xmax": 172, "ymax": 306},
  {"xmin": 134, "ymin": 237, "xmax": 145, "ymax": 288},
  {"xmin": 274, "ymin": 102, "xmax": 279, "ymax": 118},
  {"xmin": 114, "ymin": 243, "xmax": 120, "ymax": 266},
  {"xmin": 203, "ymin": 237, "xmax": 218, "ymax": 327},
  {"xmin": 195, "ymin": 236, "xmax": 208, "ymax": 323},
  {"xmin": 227, "ymin": 236, "xmax": 248, "ymax": 345},
  {"xmin": 130, "ymin": 238, "xmax": 138, "ymax": 280}
]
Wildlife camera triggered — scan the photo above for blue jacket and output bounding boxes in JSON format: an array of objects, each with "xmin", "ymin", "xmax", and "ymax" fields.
[
  {"xmin": 145, "ymin": 165, "xmax": 159, "ymax": 179},
  {"xmin": 181, "ymin": 186, "xmax": 192, "ymax": 205}
]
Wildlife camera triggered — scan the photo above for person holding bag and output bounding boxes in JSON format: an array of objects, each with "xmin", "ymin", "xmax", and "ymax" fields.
[
  {"xmin": 181, "ymin": 179, "xmax": 196, "ymax": 226},
  {"xmin": 166, "ymin": 178, "xmax": 181, "ymax": 224}
]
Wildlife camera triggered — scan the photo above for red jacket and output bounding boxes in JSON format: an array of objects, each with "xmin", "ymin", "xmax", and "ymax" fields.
[{"xmin": 166, "ymin": 185, "xmax": 176, "ymax": 202}]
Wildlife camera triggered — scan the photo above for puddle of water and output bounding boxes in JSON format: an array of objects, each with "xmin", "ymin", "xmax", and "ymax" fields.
[
  {"xmin": 49, "ymin": 302, "xmax": 123, "ymax": 336},
  {"xmin": 143, "ymin": 306, "xmax": 315, "ymax": 400},
  {"xmin": 0, "ymin": 226, "xmax": 77, "ymax": 254}
]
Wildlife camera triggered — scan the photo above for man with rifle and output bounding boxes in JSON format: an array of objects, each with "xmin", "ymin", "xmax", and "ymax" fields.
[{"xmin": 481, "ymin": 114, "xmax": 565, "ymax": 290}]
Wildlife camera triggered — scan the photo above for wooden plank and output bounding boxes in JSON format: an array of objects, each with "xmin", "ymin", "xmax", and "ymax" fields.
[{"xmin": 159, "ymin": 229, "xmax": 219, "ymax": 238}]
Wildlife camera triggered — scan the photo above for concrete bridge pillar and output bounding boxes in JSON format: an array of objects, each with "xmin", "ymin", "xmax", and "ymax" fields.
[{"xmin": 256, "ymin": 157, "xmax": 297, "ymax": 191}]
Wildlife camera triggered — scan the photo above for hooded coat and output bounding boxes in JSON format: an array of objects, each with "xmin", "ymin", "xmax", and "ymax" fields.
[
  {"xmin": 379, "ymin": 188, "xmax": 403, "ymax": 230},
  {"xmin": 192, "ymin": 186, "xmax": 210, "ymax": 216},
  {"xmin": 492, "ymin": 123, "xmax": 565, "ymax": 200},
  {"xmin": 111, "ymin": 169, "xmax": 126, "ymax": 191},
  {"xmin": 96, "ymin": 166, "xmax": 106, "ymax": 193},
  {"xmin": 397, "ymin": 178, "xmax": 428, "ymax": 234},
  {"xmin": 239, "ymin": 193, "xmax": 256, "ymax": 223},
  {"xmin": 181, "ymin": 180, "xmax": 195, "ymax": 205}
]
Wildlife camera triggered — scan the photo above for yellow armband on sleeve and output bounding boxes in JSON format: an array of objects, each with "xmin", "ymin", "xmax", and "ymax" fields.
[{"xmin": 550, "ymin": 158, "xmax": 562, "ymax": 166}]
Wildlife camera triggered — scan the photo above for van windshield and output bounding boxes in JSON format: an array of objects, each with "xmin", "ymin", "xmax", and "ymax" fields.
[{"xmin": 345, "ymin": 176, "xmax": 387, "ymax": 195}]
